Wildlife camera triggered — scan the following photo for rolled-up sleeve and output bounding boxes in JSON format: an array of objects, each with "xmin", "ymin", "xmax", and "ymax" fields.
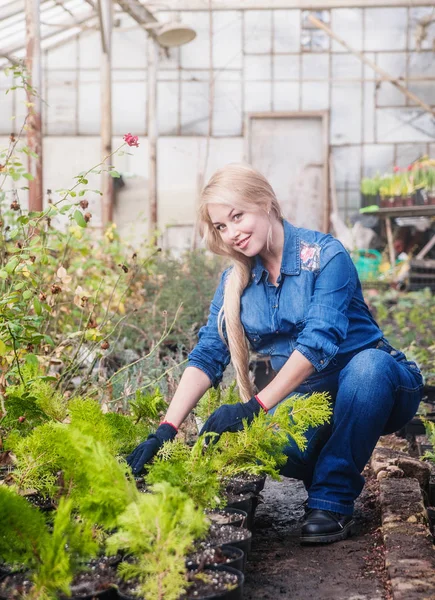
[
  {"xmin": 188, "ymin": 269, "xmax": 231, "ymax": 387},
  {"xmin": 294, "ymin": 247, "xmax": 356, "ymax": 371}
]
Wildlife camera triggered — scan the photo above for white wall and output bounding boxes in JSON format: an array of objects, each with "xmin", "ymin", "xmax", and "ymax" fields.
[
  {"xmin": 1, "ymin": 3, "xmax": 435, "ymax": 246},
  {"xmin": 0, "ymin": 134, "xmax": 243, "ymax": 248}
]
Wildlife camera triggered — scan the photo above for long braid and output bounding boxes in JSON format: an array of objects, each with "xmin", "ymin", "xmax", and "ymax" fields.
[{"xmin": 222, "ymin": 261, "xmax": 253, "ymax": 402}]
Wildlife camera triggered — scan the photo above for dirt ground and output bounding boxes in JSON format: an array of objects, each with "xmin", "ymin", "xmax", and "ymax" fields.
[{"xmin": 244, "ymin": 469, "xmax": 391, "ymax": 600}]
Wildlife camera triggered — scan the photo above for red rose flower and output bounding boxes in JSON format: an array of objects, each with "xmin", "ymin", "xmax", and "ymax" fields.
[
  {"xmin": 123, "ymin": 133, "xmax": 139, "ymax": 147},
  {"xmin": 393, "ymin": 166, "xmax": 400, "ymax": 173}
]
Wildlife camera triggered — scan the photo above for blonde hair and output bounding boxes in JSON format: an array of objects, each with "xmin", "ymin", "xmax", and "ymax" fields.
[{"xmin": 198, "ymin": 163, "xmax": 283, "ymax": 401}]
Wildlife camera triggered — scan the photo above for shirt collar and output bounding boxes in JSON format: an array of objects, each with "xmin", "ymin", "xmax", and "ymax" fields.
[{"xmin": 251, "ymin": 220, "xmax": 301, "ymax": 284}]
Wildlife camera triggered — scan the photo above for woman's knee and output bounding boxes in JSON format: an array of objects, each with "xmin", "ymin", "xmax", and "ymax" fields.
[{"xmin": 339, "ymin": 348, "xmax": 396, "ymax": 390}]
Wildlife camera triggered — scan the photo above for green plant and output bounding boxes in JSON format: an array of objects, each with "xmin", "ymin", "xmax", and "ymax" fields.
[
  {"xmin": 11, "ymin": 423, "xmax": 139, "ymax": 527},
  {"xmin": 0, "ymin": 487, "xmax": 98, "ymax": 600},
  {"xmin": 360, "ymin": 174, "xmax": 382, "ymax": 196},
  {"xmin": 212, "ymin": 392, "xmax": 333, "ymax": 481},
  {"xmin": 194, "ymin": 381, "xmax": 239, "ymax": 422},
  {"xmin": 146, "ymin": 439, "xmax": 223, "ymax": 510},
  {"xmin": 68, "ymin": 396, "xmax": 150, "ymax": 456},
  {"xmin": 422, "ymin": 420, "xmax": 435, "ymax": 462},
  {"xmin": 106, "ymin": 482, "xmax": 209, "ymax": 600},
  {"xmin": 146, "ymin": 392, "xmax": 333, "ymax": 508}
]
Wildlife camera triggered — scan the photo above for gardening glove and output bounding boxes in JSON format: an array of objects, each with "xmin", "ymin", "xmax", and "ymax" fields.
[
  {"xmin": 126, "ymin": 422, "xmax": 177, "ymax": 475},
  {"xmin": 199, "ymin": 396, "xmax": 267, "ymax": 438}
]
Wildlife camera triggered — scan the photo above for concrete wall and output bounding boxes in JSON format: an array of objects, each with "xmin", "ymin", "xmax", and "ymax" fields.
[{"xmin": 1, "ymin": 4, "xmax": 434, "ymax": 247}]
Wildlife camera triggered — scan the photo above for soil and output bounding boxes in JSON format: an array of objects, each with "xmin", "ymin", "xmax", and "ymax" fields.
[
  {"xmin": 0, "ymin": 570, "xmax": 33, "ymax": 599},
  {"xmin": 25, "ymin": 492, "xmax": 57, "ymax": 511},
  {"xmin": 184, "ymin": 568, "xmax": 240, "ymax": 599},
  {"xmin": 68, "ymin": 556, "xmax": 121, "ymax": 597},
  {"xmin": 244, "ymin": 467, "xmax": 392, "ymax": 600},
  {"xmin": 203, "ymin": 524, "xmax": 252, "ymax": 547},
  {"xmin": 186, "ymin": 546, "xmax": 241, "ymax": 570},
  {"xmin": 224, "ymin": 474, "xmax": 266, "ymax": 496},
  {"xmin": 206, "ymin": 509, "xmax": 247, "ymax": 527},
  {"xmin": 224, "ymin": 491, "xmax": 255, "ymax": 508}
]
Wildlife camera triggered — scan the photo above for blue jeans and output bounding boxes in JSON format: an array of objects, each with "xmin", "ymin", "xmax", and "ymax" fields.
[{"xmin": 271, "ymin": 339, "xmax": 424, "ymax": 516}]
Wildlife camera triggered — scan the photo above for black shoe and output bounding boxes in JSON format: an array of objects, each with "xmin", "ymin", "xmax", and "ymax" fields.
[{"xmin": 300, "ymin": 508, "xmax": 355, "ymax": 544}]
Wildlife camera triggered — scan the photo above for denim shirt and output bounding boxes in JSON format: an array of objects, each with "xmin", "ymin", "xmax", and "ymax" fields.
[{"xmin": 188, "ymin": 220, "xmax": 383, "ymax": 387}]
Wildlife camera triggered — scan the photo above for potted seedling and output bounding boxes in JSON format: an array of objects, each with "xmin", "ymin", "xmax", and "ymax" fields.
[
  {"xmin": 0, "ymin": 486, "xmax": 99, "ymax": 600},
  {"xmin": 106, "ymin": 482, "xmax": 209, "ymax": 600}
]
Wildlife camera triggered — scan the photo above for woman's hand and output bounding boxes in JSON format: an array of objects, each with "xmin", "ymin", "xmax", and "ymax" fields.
[
  {"xmin": 199, "ymin": 396, "xmax": 267, "ymax": 437},
  {"xmin": 126, "ymin": 422, "xmax": 177, "ymax": 475}
]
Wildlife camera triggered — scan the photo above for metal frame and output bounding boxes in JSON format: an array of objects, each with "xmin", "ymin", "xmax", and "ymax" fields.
[{"xmin": 244, "ymin": 110, "xmax": 330, "ymax": 232}]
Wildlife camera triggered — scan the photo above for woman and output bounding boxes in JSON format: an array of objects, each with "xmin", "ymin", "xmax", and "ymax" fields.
[{"xmin": 127, "ymin": 163, "xmax": 423, "ymax": 545}]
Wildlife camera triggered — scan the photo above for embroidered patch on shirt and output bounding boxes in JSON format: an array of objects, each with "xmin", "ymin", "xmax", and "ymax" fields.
[{"xmin": 300, "ymin": 241, "xmax": 321, "ymax": 271}]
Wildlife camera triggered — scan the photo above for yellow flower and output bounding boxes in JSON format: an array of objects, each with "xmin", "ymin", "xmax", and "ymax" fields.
[{"xmin": 69, "ymin": 225, "xmax": 83, "ymax": 240}]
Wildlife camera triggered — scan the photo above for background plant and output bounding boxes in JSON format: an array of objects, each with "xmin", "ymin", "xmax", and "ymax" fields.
[{"xmin": 370, "ymin": 288, "xmax": 435, "ymax": 384}]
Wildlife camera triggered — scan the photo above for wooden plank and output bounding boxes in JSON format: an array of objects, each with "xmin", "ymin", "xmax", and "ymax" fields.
[
  {"xmin": 363, "ymin": 206, "xmax": 435, "ymax": 218},
  {"xmin": 410, "ymin": 258, "xmax": 435, "ymax": 269},
  {"xmin": 409, "ymin": 273, "xmax": 435, "ymax": 281},
  {"xmin": 158, "ymin": 1, "xmax": 435, "ymax": 10}
]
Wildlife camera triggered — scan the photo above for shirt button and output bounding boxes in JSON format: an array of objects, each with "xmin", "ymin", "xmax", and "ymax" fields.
[
  {"xmin": 251, "ymin": 273, "xmax": 255, "ymax": 279},
  {"xmin": 320, "ymin": 360, "xmax": 324, "ymax": 365}
]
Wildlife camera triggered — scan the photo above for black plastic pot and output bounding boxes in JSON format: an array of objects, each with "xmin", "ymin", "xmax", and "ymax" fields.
[
  {"xmin": 118, "ymin": 565, "xmax": 244, "ymax": 600},
  {"xmin": 71, "ymin": 589, "xmax": 118, "ymax": 600},
  {"xmin": 208, "ymin": 507, "xmax": 248, "ymax": 529},
  {"xmin": 186, "ymin": 545, "xmax": 245, "ymax": 574},
  {"xmin": 222, "ymin": 532, "xmax": 252, "ymax": 571},
  {"xmin": 226, "ymin": 492, "xmax": 259, "ymax": 530},
  {"xmin": 186, "ymin": 565, "xmax": 244, "ymax": 600},
  {"xmin": 429, "ymin": 475, "xmax": 435, "ymax": 507},
  {"xmin": 226, "ymin": 475, "xmax": 266, "ymax": 496},
  {"xmin": 424, "ymin": 385, "xmax": 435, "ymax": 404},
  {"xmin": 426, "ymin": 506, "xmax": 435, "ymax": 534}
]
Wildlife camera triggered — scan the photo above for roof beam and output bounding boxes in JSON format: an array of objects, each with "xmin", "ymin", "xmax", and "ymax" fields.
[
  {"xmin": 114, "ymin": 0, "xmax": 161, "ymax": 41},
  {"xmin": 0, "ymin": 9, "xmax": 94, "ymax": 57}
]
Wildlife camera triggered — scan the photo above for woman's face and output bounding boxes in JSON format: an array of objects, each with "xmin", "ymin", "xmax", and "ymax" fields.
[{"xmin": 207, "ymin": 203, "xmax": 270, "ymax": 257}]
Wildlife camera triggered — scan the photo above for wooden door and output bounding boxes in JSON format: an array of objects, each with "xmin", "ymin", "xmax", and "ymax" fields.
[{"xmin": 245, "ymin": 112, "xmax": 329, "ymax": 232}]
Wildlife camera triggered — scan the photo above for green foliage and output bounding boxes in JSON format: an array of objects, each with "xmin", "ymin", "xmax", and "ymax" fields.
[
  {"xmin": 107, "ymin": 482, "xmax": 209, "ymax": 600},
  {"xmin": 0, "ymin": 485, "xmax": 48, "ymax": 568},
  {"xmin": 124, "ymin": 250, "xmax": 226, "ymax": 354},
  {"xmin": 68, "ymin": 396, "xmax": 155, "ymax": 455},
  {"xmin": 194, "ymin": 381, "xmax": 239, "ymax": 423},
  {"xmin": 68, "ymin": 397, "xmax": 123, "ymax": 456},
  {"xmin": 210, "ymin": 392, "xmax": 333, "ymax": 481},
  {"xmin": 12, "ymin": 423, "xmax": 139, "ymax": 528},
  {"xmin": 422, "ymin": 420, "xmax": 435, "ymax": 463},
  {"xmin": 129, "ymin": 387, "xmax": 167, "ymax": 429},
  {"xmin": 0, "ymin": 487, "xmax": 97, "ymax": 600},
  {"xmin": 146, "ymin": 439, "xmax": 223, "ymax": 510},
  {"xmin": 32, "ymin": 497, "xmax": 98, "ymax": 600},
  {"xmin": 1, "ymin": 365, "xmax": 67, "ymax": 442},
  {"xmin": 370, "ymin": 288, "xmax": 435, "ymax": 383},
  {"xmin": 103, "ymin": 411, "xmax": 151, "ymax": 455},
  {"xmin": 12, "ymin": 422, "xmax": 66, "ymax": 498},
  {"xmin": 147, "ymin": 392, "xmax": 332, "ymax": 507}
]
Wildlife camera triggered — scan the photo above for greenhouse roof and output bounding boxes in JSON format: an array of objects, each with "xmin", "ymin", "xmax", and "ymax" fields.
[{"xmin": 0, "ymin": 0, "xmax": 160, "ymax": 68}]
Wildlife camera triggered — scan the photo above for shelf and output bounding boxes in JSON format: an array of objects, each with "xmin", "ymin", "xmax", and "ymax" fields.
[{"xmin": 363, "ymin": 205, "xmax": 435, "ymax": 218}]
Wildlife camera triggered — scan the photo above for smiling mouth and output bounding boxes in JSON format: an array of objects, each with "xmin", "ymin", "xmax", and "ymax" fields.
[{"xmin": 236, "ymin": 235, "xmax": 251, "ymax": 248}]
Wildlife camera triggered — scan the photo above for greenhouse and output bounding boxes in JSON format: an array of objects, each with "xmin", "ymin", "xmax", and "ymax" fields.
[{"xmin": 1, "ymin": 1, "xmax": 435, "ymax": 599}]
